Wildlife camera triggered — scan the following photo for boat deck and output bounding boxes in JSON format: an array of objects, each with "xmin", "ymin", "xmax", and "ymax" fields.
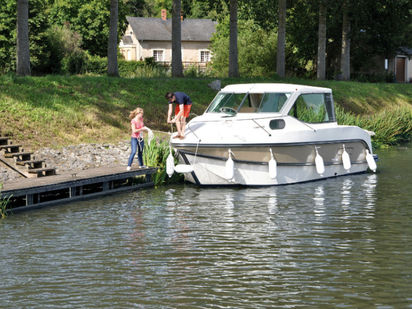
[{"xmin": 1, "ymin": 165, "xmax": 157, "ymax": 213}]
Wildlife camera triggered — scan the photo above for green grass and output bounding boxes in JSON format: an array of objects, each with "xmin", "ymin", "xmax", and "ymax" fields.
[
  {"xmin": 1, "ymin": 74, "xmax": 411, "ymax": 150},
  {"xmin": 0, "ymin": 184, "xmax": 11, "ymax": 219}
]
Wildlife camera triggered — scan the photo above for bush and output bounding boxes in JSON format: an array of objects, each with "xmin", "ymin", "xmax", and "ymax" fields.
[
  {"xmin": 118, "ymin": 59, "xmax": 145, "ymax": 76},
  {"xmin": 62, "ymin": 51, "xmax": 88, "ymax": 74},
  {"xmin": 86, "ymin": 55, "xmax": 107, "ymax": 74},
  {"xmin": 351, "ymin": 71, "xmax": 396, "ymax": 83}
]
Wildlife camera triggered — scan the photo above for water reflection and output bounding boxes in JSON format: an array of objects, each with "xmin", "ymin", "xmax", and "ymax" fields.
[
  {"xmin": 313, "ymin": 184, "xmax": 325, "ymax": 215},
  {"xmin": 1, "ymin": 146, "xmax": 412, "ymax": 308},
  {"xmin": 362, "ymin": 174, "xmax": 377, "ymax": 210}
]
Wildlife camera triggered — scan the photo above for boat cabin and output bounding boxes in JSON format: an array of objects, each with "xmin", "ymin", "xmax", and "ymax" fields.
[{"xmin": 205, "ymin": 83, "xmax": 336, "ymax": 124}]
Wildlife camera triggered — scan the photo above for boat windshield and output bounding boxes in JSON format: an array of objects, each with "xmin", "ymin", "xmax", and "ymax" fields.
[{"xmin": 206, "ymin": 92, "xmax": 291, "ymax": 114}]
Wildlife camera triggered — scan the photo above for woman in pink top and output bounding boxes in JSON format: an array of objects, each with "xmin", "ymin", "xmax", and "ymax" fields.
[{"xmin": 127, "ymin": 107, "xmax": 147, "ymax": 170}]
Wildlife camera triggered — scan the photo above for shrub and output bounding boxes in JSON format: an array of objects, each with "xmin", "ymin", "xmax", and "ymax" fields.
[
  {"xmin": 62, "ymin": 51, "xmax": 89, "ymax": 74},
  {"xmin": 86, "ymin": 55, "xmax": 107, "ymax": 74},
  {"xmin": 336, "ymin": 105, "xmax": 412, "ymax": 148},
  {"xmin": 0, "ymin": 184, "xmax": 11, "ymax": 219},
  {"xmin": 143, "ymin": 138, "xmax": 183, "ymax": 186}
]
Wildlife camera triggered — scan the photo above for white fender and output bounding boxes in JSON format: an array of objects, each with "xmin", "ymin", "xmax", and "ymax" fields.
[
  {"xmin": 268, "ymin": 148, "xmax": 277, "ymax": 179},
  {"xmin": 225, "ymin": 149, "xmax": 234, "ymax": 180},
  {"xmin": 166, "ymin": 149, "xmax": 175, "ymax": 178},
  {"xmin": 342, "ymin": 145, "xmax": 351, "ymax": 170},
  {"xmin": 174, "ymin": 164, "xmax": 194, "ymax": 173},
  {"xmin": 365, "ymin": 150, "xmax": 377, "ymax": 172},
  {"xmin": 315, "ymin": 148, "xmax": 325, "ymax": 175}
]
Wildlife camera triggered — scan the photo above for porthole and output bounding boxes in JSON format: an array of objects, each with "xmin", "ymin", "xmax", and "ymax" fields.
[{"xmin": 269, "ymin": 119, "xmax": 285, "ymax": 130}]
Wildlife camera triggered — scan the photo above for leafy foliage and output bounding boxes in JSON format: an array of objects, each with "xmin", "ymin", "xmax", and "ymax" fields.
[
  {"xmin": 0, "ymin": 184, "xmax": 11, "ymax": 219},
  {"xmin": 143, "ymin": 138, "xmax": 183, "ymax": 186},
  {"xmin": 210, "ymin": 17, "xmax": 278, "ymax": 77}
]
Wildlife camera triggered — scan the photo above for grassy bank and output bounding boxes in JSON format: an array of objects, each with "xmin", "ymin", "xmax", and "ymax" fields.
[{"xmin": 1, "ymin": 74, "xmax": 412, "ymax": 149}]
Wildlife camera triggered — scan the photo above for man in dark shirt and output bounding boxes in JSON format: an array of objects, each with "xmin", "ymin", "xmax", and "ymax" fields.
[{"xmin": 165, "ymin": 92, "xmax": 192, "ymax": 139}]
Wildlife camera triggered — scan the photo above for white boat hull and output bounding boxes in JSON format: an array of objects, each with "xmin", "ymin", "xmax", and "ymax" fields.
[
  {"xmin": 179, "ymin": 152, "xmax": 369, "ymax": 186},
  {"xmin": 169, "ymin": 83, "xmax": 377, "ymax": 186}
]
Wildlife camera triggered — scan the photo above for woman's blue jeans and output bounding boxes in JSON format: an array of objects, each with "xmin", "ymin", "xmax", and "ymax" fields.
[{"xmin": 128, "ymin": 137, "xmax": 144, "ymax": 167}]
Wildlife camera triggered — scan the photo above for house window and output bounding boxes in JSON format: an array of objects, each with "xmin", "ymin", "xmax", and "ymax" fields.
[
  {"xmin": 200, "ymin": 50, "xmax": 210, "ymax": 63},
  {"xmin": 153, "ymin": 50, "xmax": 164, "ymax": 62}
]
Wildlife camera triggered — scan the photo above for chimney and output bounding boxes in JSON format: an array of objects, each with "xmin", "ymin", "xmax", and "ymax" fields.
[
  {"xmin": 161, "ymin": 9, "xmax": 167, "ymax": 21},
  {"xmin": 181, "ymin": 15, "xmax": 183, "ymax": 21}
]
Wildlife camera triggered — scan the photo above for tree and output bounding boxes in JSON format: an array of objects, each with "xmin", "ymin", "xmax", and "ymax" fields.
[
  {"xmin": 340, "ymin": 0, "xmax": 350, "ymax": 80},
  {"xmin": 317, "ymin": 0, "xmax": 326, "ymax": 80},
  {"xmin": 210, "ymin": 17, "xmax": 277, "ymax": 76},
  {"xmin": 16, "ymin": 0, "xmax": 31, "ymax": 76},
  {"xmin": 171, "ymin": 0, "xmax": 183, "ymax": 77},
  {"xmin": 228, "ymin": 0, "xmax": 239, "ymax": 77},
  {"xmin": 107, "ymin": 0, "xmax": 119, "ymax": 77},
  {"xmin": 276, "ymin": 0, "xmax": 286, "ymax": 78}
]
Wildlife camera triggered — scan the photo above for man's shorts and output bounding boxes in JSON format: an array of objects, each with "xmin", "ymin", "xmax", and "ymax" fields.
[{"xmin": 175, "ymin": 104, "xmax": 192, "ymax": 118}]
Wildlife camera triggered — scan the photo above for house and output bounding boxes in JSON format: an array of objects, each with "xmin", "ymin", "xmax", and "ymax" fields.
[
  {"xmin": 388, "ymin": 47, "xmax": 412, "ymax": 83},
  {"xmin": 119, "ymin": 11, "xmax": 217, "ymax": 70}
]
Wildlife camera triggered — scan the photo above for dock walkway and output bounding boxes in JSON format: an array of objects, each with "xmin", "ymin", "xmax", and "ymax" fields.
[{"xmin": 1, "ymin": 165, "xmax": 157, "ymax": 213}]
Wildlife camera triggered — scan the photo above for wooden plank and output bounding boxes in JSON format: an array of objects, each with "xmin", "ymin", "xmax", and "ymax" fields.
[
  {"xmin": 0, "ymin": 155, "xmax": 29, "ymax": 178},
  {"xmin": 2, "ymin": 165, "xmax": 157, "ymax": 194},
  {"xmin": 8, "ymin": 181, "xmax": 154, "ymax": 213}
]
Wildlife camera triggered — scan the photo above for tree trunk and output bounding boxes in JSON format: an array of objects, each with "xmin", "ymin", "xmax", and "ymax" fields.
[
  {"xmin": 276, "ymin": 0, "xmax": 286, "ymax": 78},
  {"xmin": 16, "ymin": 0, "xmax": 31, "ymax": 76},
  {"xmin": 317, "ymin": 0, "xmax": 326, "ymax": 80},
  {"xmin": 172, "ymin": 0, "xmax": 183, "ymax": 77},
  {"xmin": 107, "ymin": 0, "xmax": 119, "ymax": 77},
  {"xmin": 340, "ymin": 0, "xmax": 351, "ymax": 80},
  {"xmin": 228, "ymin": 0, "xmax": 239, "ymax": 77}
]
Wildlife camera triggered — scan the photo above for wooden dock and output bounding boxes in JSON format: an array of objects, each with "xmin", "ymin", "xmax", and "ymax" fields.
[{"xmin": 1, "ymin": 165, "xmax": 157, "ymax": 213}]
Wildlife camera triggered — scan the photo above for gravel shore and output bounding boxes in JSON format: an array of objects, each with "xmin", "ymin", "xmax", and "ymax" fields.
[{"xmin": 1, "ymin": 141, "xmax": 132, "ymax": 184}]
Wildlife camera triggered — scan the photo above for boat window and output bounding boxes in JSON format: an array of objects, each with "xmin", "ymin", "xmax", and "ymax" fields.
[
  {"xmin": 206, "ymin": 93, "xmax": 246, "ymax": 113},
  {"xmin": 258, "ymin": 93, "xmax": 290, "ymax": 113},
  {"xmin": 288, "ymin": 93, "xmax": 335, "ymax": 123},
  {"xmin": 237, "ymin": 93, "xmax": 261, "ymax": 113}
]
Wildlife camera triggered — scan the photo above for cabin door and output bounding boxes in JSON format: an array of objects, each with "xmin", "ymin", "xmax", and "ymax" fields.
[{"xmin": 396, "ymin": 57, "xmax": 406, "ymax": 82}]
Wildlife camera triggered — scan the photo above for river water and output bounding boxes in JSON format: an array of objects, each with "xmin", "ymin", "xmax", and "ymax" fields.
[{"xmin": 1, "ymin": 145, "xmax": 412, "ymax": 308}]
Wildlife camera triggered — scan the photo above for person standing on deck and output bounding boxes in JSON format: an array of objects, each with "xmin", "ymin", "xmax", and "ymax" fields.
[
  {"xmin": 127, "ymin": 107, "xmax": 147, "ymax": 171},
  {"xmin": 165, "ymin": 92, "xmax": 192, "ymax": 139}
]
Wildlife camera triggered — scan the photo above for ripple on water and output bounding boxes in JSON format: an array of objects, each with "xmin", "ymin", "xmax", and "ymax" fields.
[{"xmin": 1, "ymin": 146, "xmax": 412, "ymax": 308}]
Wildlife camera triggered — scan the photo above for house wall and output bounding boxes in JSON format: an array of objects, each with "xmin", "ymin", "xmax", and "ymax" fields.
[
  {"xmin": 387, "ymin": 56, "xmax": 412, "ymax": 83},
  {"xmin": 119, "ymin": 46, "xmax": 137, "ymax": 61},
  {"xmin": 140, "ymin": 41, "xmax": 170, "ymax": 61},
  {"xmin": 119, "ymin": 23, "xmax": 212, "ymax": 64},
  {"xmin": 181, "ymin": 41, "xmax": 211, "ymax": 63},
  {"xmin": 138, "ymin": 41, "xmax": 211, "ymax": 63}
]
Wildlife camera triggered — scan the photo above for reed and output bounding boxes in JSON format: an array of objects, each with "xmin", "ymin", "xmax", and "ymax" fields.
[
  {"xmin": 143, "ymin": 138, "xmax": 184, "ymax": 186},
  {"xmin": 336, "ymin": 105, "xmax": 412, "ymax": 148},
  {"xmin": 0, "ymin": 184, "xmax": 11, "ymax": 219}
]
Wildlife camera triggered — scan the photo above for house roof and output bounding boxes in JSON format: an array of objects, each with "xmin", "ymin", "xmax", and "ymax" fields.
[
  {"xmin": 126, "ymin": 16, "xmax": 217, "ymax": 42},
  {"xmin": 398, "ymin": 46, "xmax": 412, "ymax": 56},
  {"xmin": 121, "ymin": 35, "xmax": 133, "ymax": 45}
]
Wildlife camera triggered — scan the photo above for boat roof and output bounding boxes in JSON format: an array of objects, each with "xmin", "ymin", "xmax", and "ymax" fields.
[{"xmin": 220, "ymin": 83, "xmax": 332, "ymax": 94}]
